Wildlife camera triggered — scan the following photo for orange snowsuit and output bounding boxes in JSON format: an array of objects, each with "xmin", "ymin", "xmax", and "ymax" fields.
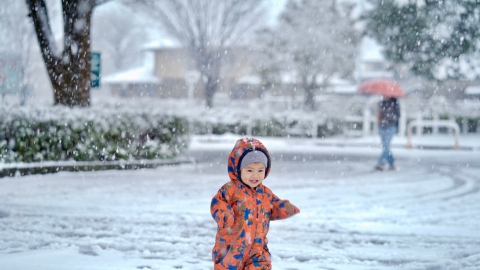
[{"xmin": 210, "ymin": 138, "xmax": 300, "ymax": 270}]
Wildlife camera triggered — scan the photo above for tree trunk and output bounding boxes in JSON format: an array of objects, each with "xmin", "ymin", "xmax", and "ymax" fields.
[
  {"xmin": 302, "ymin": 75, "xmax": 316, "ymax": 111},
  {"xmin": 304, "ymin": 86, "xmax": 315, "ymax": 111},
  {"xmin": 204, "ymin": 77, "xmax": 217, "ymax": 108},
  {"xmin": 194, "ymin": 48, "xmax": 222, "ymax": 108},
  {"xmin": 27, "ymin": 0, "xmax": 93, "ymax": 107}
]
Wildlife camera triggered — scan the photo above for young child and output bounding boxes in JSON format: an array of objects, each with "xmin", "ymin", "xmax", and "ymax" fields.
[{"xmin": 210, "ymin": 137, "xmax": 300, "ymax": 269}]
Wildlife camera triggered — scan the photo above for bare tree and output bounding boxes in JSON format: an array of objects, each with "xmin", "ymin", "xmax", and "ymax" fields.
[
  {"xmin": 256, "ymin": 0, "xmax": 359, "ymax": 111},
  {"xmin": 125, "ymin": 0, "xmax": 267, "ymax": 108},
  {"xmin": 25, "ymin": 0, "xmax": 111, "ymax": 107},
  {"xmin": 92, "ymin": 5, "xmax": 148, "ymax": 74}
]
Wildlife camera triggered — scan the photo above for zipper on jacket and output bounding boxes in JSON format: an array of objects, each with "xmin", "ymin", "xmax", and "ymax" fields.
[{"xmin": 252, "ymin": 188, "xmax": 258, "ymax": 245}]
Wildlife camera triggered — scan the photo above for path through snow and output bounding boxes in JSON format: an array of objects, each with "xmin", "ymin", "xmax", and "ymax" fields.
[{"xmin": 0, "ymin": 137, "xmax": 479, "ymax": 269}]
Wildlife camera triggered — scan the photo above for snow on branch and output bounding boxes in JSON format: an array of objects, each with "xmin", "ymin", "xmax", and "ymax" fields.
[{"xmin": 27, "ymin": 0, "xmax": 61, "ymax": 58}]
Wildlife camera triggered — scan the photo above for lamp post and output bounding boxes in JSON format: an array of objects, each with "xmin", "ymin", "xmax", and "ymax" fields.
[
  {"xmin": 184, "ymin": 70, "xmax": 201, "ymax": 105},
  {"xmin": 184, "ymin": 70, "xmax": 201, "ymax": 138}
]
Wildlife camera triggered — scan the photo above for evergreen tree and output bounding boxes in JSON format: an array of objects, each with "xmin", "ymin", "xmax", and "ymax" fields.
[{"xmin": 364, "ymin": 0, "xmax": 480, "ymax": 80}]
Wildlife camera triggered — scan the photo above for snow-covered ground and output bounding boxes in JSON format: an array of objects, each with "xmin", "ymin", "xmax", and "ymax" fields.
[{"xmin": 1, "ymin": 134, "xmax": 480, "ymax": 270}]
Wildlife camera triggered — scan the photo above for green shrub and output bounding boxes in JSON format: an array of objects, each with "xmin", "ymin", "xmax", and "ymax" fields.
[{"xmin": 0, "ymin": 107, "xmax": 188, "ymax": 163}]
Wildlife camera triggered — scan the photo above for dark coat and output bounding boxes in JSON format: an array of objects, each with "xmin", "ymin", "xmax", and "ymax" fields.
[{"xmin": 379, "ymin": 98, "xmax": 400, "ymax": 128}]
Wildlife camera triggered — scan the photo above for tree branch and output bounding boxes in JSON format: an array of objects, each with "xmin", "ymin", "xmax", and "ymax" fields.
[
  {"xmin": 94, "ymin": 0, "xmax": 113, "ymax": 7},
  {"xmin": 26, "ymin": 0, "xmax": 61, "ymax": 68}
]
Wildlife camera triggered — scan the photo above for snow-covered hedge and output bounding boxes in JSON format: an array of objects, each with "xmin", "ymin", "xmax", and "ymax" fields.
[
  {"xmin": 0, "ymin": 105, "xmax": 188, "ymax": 163},
  {"xmin": 192, "ymin": 117, "xmax": 343, "ymax": 137}
]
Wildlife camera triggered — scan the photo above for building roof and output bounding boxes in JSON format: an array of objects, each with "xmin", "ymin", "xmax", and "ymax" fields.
[
  {"xmin": 236, "ymin": 75, "xmax": 261, "ymax": 85},
  {"xmin": 361, "ymin": 37, "xmax": 385, "ymax": 61},
  {"xmin": 465, "ymin": 85, "xmax": 480, "ymax": 95},
  {"xmin": 142, "ymin": 39, "xmax": 182, "ymax": 51},
  {"xmin": 102, "ymin": 67, "xmax": 162, "ymax": 84},
  {"xmin": 326, "ymin": 84, "xmax": 357, "ymax": 94}
]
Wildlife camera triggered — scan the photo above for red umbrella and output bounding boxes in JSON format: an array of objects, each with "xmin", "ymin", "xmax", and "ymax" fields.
[{"xmin": 358, "ymin": 79, "xmax": 406, "ymax": 97}]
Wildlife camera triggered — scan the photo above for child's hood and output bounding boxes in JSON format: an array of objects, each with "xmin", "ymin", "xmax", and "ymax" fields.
[{"xmin": 227, "ymin": 138, "xmax": 271, "ymax": 184}]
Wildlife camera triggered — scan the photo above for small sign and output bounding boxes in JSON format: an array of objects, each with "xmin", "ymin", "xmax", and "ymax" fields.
[
  {"xmin": 0, "ymin": 53, "xmax": 20, "ymax": 94},
  {"xmin": 91, "ymin": 52, "xmax": 101, "ymax": 88}
]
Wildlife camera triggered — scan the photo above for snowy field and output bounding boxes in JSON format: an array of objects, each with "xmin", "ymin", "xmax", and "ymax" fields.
[{"xmin": 1, "ymin": 135, "xmax": 480, "ymax": 270}]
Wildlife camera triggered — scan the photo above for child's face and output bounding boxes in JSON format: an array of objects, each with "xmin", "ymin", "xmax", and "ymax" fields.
[{"xmin": 240, "ymin": 162, "xmax": 266, "ymax": 188}]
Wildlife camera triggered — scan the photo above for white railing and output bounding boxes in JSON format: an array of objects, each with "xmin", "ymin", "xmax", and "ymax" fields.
[{"xmin": 406, "ymin": 119, "xmax": 460, "ymax": 149}]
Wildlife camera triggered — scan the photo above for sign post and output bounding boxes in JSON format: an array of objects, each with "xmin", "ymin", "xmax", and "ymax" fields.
[
  {"xmin": 0, "ymin": 53, "xmax": 20, "ymax": 97},
  {"xmin": 91, "ymin": 52, "xmax": 101, "ymax": 88},
  {"xmin": 0, "ymin": 53, "xmax": 20, "ymax": 104}
]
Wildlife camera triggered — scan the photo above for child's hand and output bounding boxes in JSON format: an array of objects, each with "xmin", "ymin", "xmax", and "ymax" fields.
[{"xmin": 219, "ymin": 211, "xmax": 235, "ymax": 229}]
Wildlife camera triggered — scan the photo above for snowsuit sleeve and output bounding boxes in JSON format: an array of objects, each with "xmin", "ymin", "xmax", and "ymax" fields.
[
  {"xmin": 210, "ymin": 184, "xmax": 235, "ymax": 236},
  {"xmin": 270, "ymin": 191, "xmax": 300, "ymax": 221}
]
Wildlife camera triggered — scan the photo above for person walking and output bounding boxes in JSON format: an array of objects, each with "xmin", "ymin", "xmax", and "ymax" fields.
[
  {"xmin": 375, "ymin": 96, "xmax": 400, "ymax": 171},
  {"xmin": 210, "ymin": 137, "xmax": 300, "ymax": 269}
]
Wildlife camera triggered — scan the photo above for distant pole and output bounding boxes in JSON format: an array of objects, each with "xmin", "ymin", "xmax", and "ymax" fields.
[
  {"xmin": 398, "ymin": 100, "xmax": 406, "ymax": 137},
  {"xmin": 362, "ymin": 107, "xmax": 370, "ymax": 136},
  {"xmin": 184, "ymin": 70, "xmax": 200, "ymax": 105},
  {"xmin": 416, "ymin": 112, "xmax": 423, "ymax": 136},
  {"xmin": 184, "ymin": 70, "xmax": 201, "ymax": 138},
  {"xmin": 433, "ymin": 114, "xmax": 439, "ymax": 135},
  {"xmin": 462, "ymin": 117, "xmax": 468, "ymax": 134}
]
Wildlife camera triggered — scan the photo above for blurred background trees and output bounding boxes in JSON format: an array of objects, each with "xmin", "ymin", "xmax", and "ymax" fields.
[
  {"xmin": 0, "ymin": 0, "xmax": 478, "ymax": 108},
  {"xmin": 0, "ymin": 2, "xmax": 37, "ymax": 105},
  {"xmin": 255, "ymin": 0, "xmax": 360, "ymax": 111},
  {"xmin": 124, "ymin": 0, "xmax": 267, "ymax": 108},
  {"xmin": 91, "ymin": 4, "xmax": 147, "ymax": 74}
]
